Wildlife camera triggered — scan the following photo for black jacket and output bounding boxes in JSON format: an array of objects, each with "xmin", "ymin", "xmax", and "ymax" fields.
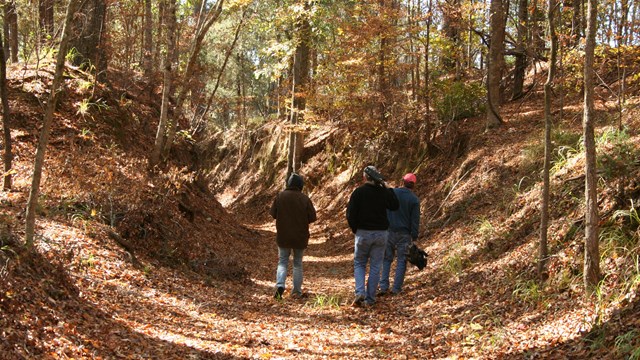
[{"xmin": 346, "ymin": 183, "xmax": 399, "ymax": 234}]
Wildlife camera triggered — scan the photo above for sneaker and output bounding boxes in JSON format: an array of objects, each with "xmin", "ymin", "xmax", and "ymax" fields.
[
  {"xmin": 351, "ymin": 294, "xmax": 365, "ymax": 307},
  {"xmin": 274, "ymin": 286, "xmax": 285, "ymax": 300},
  {"xmin": 377, "ymin": 289, "xmax": 389, "ymax": 297},
  {"xmin": 290, "ymin": 291, "xmax": 306, "ymax": 299}
]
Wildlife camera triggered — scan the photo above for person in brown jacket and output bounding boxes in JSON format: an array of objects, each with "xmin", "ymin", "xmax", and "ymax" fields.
[{"xmin": 270, "ymin": 173, "xmax": 317, "ymax": 299}]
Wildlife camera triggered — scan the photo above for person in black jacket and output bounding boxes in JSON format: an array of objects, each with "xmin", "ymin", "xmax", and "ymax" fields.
[
  {"xmin": 346, "ymin": 166, "xmax": 399, "ymax": 306},
  {"xmin": 270, "ymin": 173, "xmax": 317, "ymax": 299}
]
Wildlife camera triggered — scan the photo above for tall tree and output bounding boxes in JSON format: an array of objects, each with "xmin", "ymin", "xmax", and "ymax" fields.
[
  {"xmin": 3, "ymin": 0, "xmax": 18, "ymax": 63},
  {"xmin": 25, "ymin": 0, "xmax": 81, "ymax": 247},
  {"xmin": 0, "ymin": 30, "xmax": 12, "ymax": 190},
  {"xmin": 441, "ymin": 0, "xmax": 461, "ymax": 73},
  {"xmin": 582, "ymin": 0, "xmax": 600, "ymax": 293},
  {"xmin": 485, "ymin": 0, "xmax": 506, "ymax": 129},
  {"xmin": 143, "ymin": 0, "xmax": 153, "ymax": 77},
  {"xmin": 287, "ymin": 0, "xmax": 312, "ymax": 179},
  {"xmin": 39, "ymin": 0, "xmax": 55, "ymax": 38},
  {"xmin": 538, "ymin": 0, "xmax": 557, "ymax": 280},
  {"xmin": 162, "ymin": 0, "xmax": 225, "ymax": 156},
  {"xmin": 150, "ymin": 0, "xmax": 177, "ymax": 167},
  {"xmin": 70, "ymin": 0, "xmax": 108, "ymax": 82},
  {"xmin": 512, "ymin": 0, "xmax": 528, "ymax": 100}
]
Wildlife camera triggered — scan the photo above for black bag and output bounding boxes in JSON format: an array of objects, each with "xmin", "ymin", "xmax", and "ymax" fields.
[
  {"xmin": 363, "ymin": 166, "xmax": 385, "ymax": 186},
  {"xmin": 407, "ymin": 243, "xmax": 428, "ymax": 270}
]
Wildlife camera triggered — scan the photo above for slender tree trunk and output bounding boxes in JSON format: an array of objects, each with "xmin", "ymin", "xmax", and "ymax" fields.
[
  {"xmin": 583, "ymin": 0, "xmax": 601, "ymax": 294},
  {"xmin": 377, "ymin": 0, "xmax": 392, "ymax": 123},
  {"xmin": 486, "ymin": 0, "xmax": 506, "ymax": 129},
  {"xmin": 150, "ymin": 0, "xmax": 176, "ymax": 167},
  {"xmin": 423, "ymin": 0, "xmax": 432, "ymax": 145},
  {"xmin": 539, "ymin": 0, "xmax": 557, "ymax": 280},
  {"xmin": 572, "ymin": 0, "xmax": 582, "ymax": 45},
  {"xmin": 190, "ymin": 11, "xmax": 246, "ymax": 134},
  {"xmin": 162, "ymin": 0, "xmax": 225, "ymax": 156},
  {"xmin": 286, "ymin": 0, "xmax": 311, "ymax": 179},
  {"xmin": 7, "ymin": 0, "xmax": 17, "ymax": 63},
  {"xmin": 0, "ymin": 30, "xmax": 12, "ymax": 190},
  {"xmin": 143, "ymin": 0, "xmax": 153, "ymax": 77},
  {"xmin": 512, "ymin": 0, "xmax": 528, "ymax": 100},
  {"xmin": 25, "ymin": 0, "xmax": 81, "ymax": 247},
  {"xmin": 39, "ymin": 0, "xmax": 55, "ymax": 39}
]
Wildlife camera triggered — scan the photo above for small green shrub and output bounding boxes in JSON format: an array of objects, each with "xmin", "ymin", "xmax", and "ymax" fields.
[
  {"xmin": 613, "ymin": 329, "xmax": 640, "ymax": 359},
  {"xmin": 596, "ymin": 127, "xmax": 638, "ymax": 179},
  {"xmin": 444, "ymin": 249, "xmax": 469, "ymax": 275},
  {"xmin": 432, "ymin": 80, "xmax": 485, "ymax": 122},
  {"xmin": 512, "ymin": 279, "xmax": 544, "ymax": 305}
]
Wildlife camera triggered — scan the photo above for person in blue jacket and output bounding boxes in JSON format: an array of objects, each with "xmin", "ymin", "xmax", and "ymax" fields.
[
  {"xmin": 379, "ymin": 173, "xmax": 420, "ymax": 295},
  {"xmin": 346, "ymin": 166, "xmax": 399, "ymax": 307}
]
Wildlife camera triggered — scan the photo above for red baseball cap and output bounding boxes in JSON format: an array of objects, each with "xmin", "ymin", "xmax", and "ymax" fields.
[{"xmin": 403, "ymin": 173, "xmax": 417, "ymax": 183}]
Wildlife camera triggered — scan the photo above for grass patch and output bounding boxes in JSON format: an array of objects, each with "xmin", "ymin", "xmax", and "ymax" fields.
[{"xmin": 306, "ymin": 293, "xmax": 343, "ymax": 309}]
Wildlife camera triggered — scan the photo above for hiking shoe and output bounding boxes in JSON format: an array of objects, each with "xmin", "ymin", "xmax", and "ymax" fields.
[
  {"xmin": 351, "ymin": 294, "xmax": 365, "ymax": 307},
  {"xmin": 377, "ymin": 289, "xmax": 389, "ymax": 297},
  {"xmin": 290, "ymin": 291, "xmax": 306, "ymax": 299},
  {"xmin": 274, "ymin": 287, "xmax": 285, "ymax": 300}
]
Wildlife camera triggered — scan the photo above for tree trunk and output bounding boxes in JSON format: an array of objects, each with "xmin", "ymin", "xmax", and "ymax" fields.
[
  {"xmin": 582, "ymin": 0, "xmax": 601, "ymax": 294},
  {"xmin": 441, "ymin": 0, "xmax": 461, "ymax": 73},
  {"xmin": 512, "ymin": 0, "xmax": 528, "ymax": 100},
  {"xmin": 25, "ymin": 0, "xmax": 81, "ymax": 247},
  {"xmin": 0, "ymin": 30, "xmax": 12, "ymax": 190},
  {"xmin": 538, "ymin": 0, "xmax": 557, "ymax": 280},
  {"xmin": 190, "ymin": 11, "xmax": 247, "ymax": 134},
  {"xmin": 162, "ymin": 0, "xmax": 225, "ymax": 156},
  {"xmin": 423, "ymin": 0, "xmax": 433, "ymax": 146},
  {"xmin": 143, "ymin": 0, "xmax": 153, "ymax": 77},
  {"xmin": 486, "ymin": 0, "xmax": 506, "ymax": 129},
  {"xmin": 571, "ymin": 0, "xmax": 582, "ymax": 45},
  {"xmin": 70, "ymin": 0, "xmax": 108, "ymax": 82},
  {"xmin": 39, "ymin": 0, "xmax": 55, "ymax": 39},
  {"xmin": 286, "ymin": 0, "xmax": 311, "ymax": 179},
  {"xmin": 150, "ymin": 0, "xmax": 177, "ymax": 168}
]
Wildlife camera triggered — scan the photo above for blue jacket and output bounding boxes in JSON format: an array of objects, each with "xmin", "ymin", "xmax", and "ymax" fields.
[{"xmin": 387, "ymin": 187, "xmax": 420, "ymax": 240}]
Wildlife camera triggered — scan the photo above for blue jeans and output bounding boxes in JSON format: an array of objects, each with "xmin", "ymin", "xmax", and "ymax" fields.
[
  {"xmin": 354, "ymin": 229, "xmax": 387, "ymax": 304},
  {"xmin": 380, "ymin": 232, "xmax": 411, "ymax": 293},
  {"xmin": 276, "ymin": 247, "xmax": 304, "ymax": 295}
]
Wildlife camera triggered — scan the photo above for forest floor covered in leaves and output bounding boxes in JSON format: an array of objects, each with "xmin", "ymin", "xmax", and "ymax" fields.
[{"xmin": 1, "ymin": 63, "xmax": 640, "ymax": 359}]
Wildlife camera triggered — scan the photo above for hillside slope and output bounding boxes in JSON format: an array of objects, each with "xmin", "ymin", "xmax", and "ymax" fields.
[{"xmin": 1, "ymin": 60, "xmax": 639, "ymax": 359}]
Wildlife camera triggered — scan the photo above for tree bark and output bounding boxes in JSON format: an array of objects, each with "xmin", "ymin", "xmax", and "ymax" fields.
[
  {"xmin": 486, "ymin": 0, "xmax": 506, "ymax": 129},
  {"xmin": 25, "ymin": 0, "xmax": 81, "ymax": 247},
  {"xmin": 512, "ymin": 0, "xmax": 528, "ymax": 100},
  {"xmin": 582, "ymin": 0, "xmax": 601, "ymax": 294},
  {"xmin": 70, "ymin": 0, "xmax": 108, "ymax": 82},
  {"xmin": 441, "ymin": 0, "xmax": 461, "ymax": 73},
  {"xmin": 287, "ymin": 0, "xmax": 312, "ymax": 179},
  {"xmin": 538, "ymin": 0, "xmax": 557, "ymax": 280},
  {"xmin": 150, "ymin": 0, "xmax": 177, "ymax": 168},
  {"xmin": 143, "ymin": 0, "xmax": 153, "ymax": 77},
  {"xmin": 39, "ymin": 0, "xmax": 55, "ymax": 39},
  {"xmin": 0, "ymin": 30, "xmax": 12, "ymax": 190},
  {"xmin": 571, "ymin": 0, "xmax": 582, "ymax": 45},
  {"xmin": 162, "ymin": 0, "xmax": 225, "ymax": 156}
]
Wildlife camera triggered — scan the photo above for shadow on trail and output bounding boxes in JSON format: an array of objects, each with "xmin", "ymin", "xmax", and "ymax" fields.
[
  {"xmin": 507, "ymin": 295, "xmax": 640, "ymax": 359},
  {"xmin": 0, "ymin": 249, "xmax": 244, "ymax": 359}
]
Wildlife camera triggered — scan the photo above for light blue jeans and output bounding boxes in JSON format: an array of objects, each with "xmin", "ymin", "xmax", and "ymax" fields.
[
  {"xmin": 276, "ymin": 247, "xmax": 304, "ymax": 295},
  {"xmin": 380, "ymin": 232, "xmax": 411, "ymax": 294},
  {"xmin": 354, "ymin": 229, "xmax": 388, "ymax": 304}
]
